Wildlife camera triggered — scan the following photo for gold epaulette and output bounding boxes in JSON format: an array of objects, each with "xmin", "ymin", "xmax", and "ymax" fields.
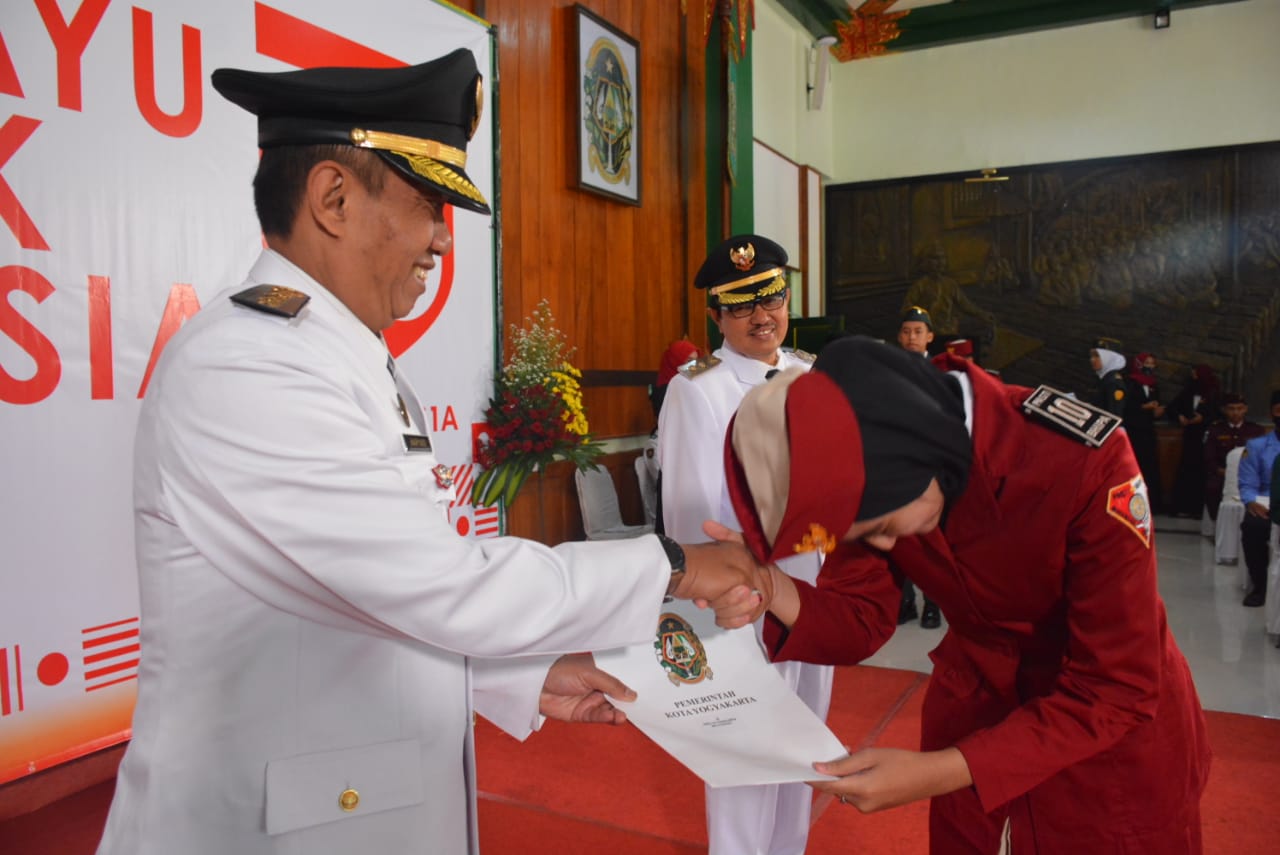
[
  {"xmin": 230, "ymin": 284, "xmax": 310, "ymax": 318},
  {"xmin": 788, "ymin": 348, "xmax": 816, "ymax": 365},
  {"xmin": 678, "ymin": 354, "xmax": 722, "ymax": 380}
]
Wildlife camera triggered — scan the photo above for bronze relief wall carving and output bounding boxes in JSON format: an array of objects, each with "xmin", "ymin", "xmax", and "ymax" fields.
[{"xmin": 825, "ymin": 142, "xmax": 1280, "ymax": 399}]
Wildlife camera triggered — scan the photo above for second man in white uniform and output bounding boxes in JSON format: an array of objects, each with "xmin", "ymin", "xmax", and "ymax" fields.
[{"xmin": 658, "ymin": 235, "xmax": 834, "ymax": 855}]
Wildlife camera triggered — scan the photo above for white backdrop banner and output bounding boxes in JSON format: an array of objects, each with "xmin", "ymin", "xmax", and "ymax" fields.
[{"xmin": 0, "ymin": 0, "xmax": 497, "ymax": 783}]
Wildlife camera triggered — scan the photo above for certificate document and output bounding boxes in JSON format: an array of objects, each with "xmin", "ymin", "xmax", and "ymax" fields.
[{"xmin": 595, "ymin": 599, "xmax": 845, "ymax": 788}]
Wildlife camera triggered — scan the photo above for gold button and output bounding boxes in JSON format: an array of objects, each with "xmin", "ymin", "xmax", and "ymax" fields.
[{"xmin": 338, "ymin": 788, "xmax": 360, "ymax": 812}]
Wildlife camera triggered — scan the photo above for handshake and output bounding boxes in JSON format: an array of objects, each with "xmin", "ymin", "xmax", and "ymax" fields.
[{"xmin": 666, "ymin": 521, "xmax": 776, "ymax": 630}]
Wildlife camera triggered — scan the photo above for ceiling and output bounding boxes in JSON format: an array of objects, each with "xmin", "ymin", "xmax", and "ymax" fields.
[{"xmin": 773, "ymin": 0, "xmax": 1249, "ymax": 61}]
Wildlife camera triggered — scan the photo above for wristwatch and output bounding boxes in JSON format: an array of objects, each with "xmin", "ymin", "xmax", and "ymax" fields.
[{"xmin": 657, "ymin": 534, "xmax": 686, "ymax": 596}]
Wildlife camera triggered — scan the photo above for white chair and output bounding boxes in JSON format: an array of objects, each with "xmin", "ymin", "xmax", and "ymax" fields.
[
  {"xmin": 634, "ymin": 451, "xmax": 658, "ymax": 529},
  {"xmin": 1215, "ymin": 447, "xmax": 1247, "ymax": 567},
  {"xmin": 574, "ymin": 467, "xmax": 654, "ymax": 540}
]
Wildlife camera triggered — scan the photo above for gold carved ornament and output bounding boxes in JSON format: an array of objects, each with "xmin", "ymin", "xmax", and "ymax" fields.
[{"xmin": 832, "ymin": 1, "xmax": 907, "ymax": 62}]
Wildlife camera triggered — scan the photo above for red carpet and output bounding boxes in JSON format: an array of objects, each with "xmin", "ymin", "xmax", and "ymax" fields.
[
  {"xmin": 2, "ymin": 664, "xmax": 1277, "ymax": 853},
  {"xmin": 476, "ymin": 664, "xmax": 1280, "ymax": 855}
]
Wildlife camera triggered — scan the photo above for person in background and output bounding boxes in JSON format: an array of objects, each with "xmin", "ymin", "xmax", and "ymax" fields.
[
  {"xmin": 95, "ymin": 53, "xmax": 770, "ymax": 855},
  {"xmin": 649, "ymin": 339, "xmax": 702, "ymax": 423},
  {"xmin": 644, "ymin": 339, "xmax": 702, "ymax": 533},
  {"xmin": 944, "ymin": 337, "xmax": 974, "ymax": 361},
  {"xmin": 720, "ymin": 336, "xmax": 1211, "ymax": 855},
  {"xmin": 895, "ymin": 306, "xmax": 941, "ymax": 629},
  {"xmin": 658, "ymin": 234, "xmax": 831, "ymax": 855},
  {"xmin": 1089, "ymin": 341, "xmax": 1127, "ymax": 417},
  {"xmin": 1203, "ymin": 392, "xmax": 1265, "ymax": 521},
  {"xmin": 1238, "ymin": 390, "xmax": 1280, "ymax": 607},
  {"xmin": 1124, "ymin": 352, "xmax": 1165, "ymax": 512},
  {"xmin": 897, "ymin": 304, "xmax": 936, "ymax": 357},
  {"xmin": 1166, "ymin": 364, "xmax": 1220, "ymax": 518}
]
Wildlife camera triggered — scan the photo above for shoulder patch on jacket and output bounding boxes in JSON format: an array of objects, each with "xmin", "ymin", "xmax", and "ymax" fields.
[
  {"xmin": 1022, "ymin": 385, "xmax": 1121, "ymax": 448},
  {"xmin": 1113, "ymin": 388, "xmax": 1125, "ymax": 401},
  {"xmin": 1106, "ymin": 474, "xmax": 1153, "ymax": 549},
  {"xmin": 230, "ymin": 284, "xmax": 310, "ymax": 318},
  {"xmin": 678, "ymin": 354, "xmax": 722, "ymax": 380},
  {"xmin": 787, "ymin": 348, "xmax": 816, "ymax": 365}
]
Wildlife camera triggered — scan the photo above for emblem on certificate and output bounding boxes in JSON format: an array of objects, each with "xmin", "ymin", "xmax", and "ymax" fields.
[{"xmin": 654, "ymin": 613, "xmax": 713, "ymax": 686}]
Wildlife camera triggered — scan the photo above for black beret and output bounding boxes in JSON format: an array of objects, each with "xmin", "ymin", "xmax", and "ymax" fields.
[
  {"xmin": 1094, "ymin": 336, "xmax": 1124, "ymax": 352},
  {"xmin": 1221, "ymin": 392, "xmax": 1245, "ymax": 405},
  {"xmin": 901, "ymin": 306, "xmax": 932, "ymax": 329},
  {"xmin": 211, "ymin": 49, "xmax": 490, "ymax": 215},
  {"xmin": 695, "ymin": 234, "xmax": 788, "ymax": 307}
]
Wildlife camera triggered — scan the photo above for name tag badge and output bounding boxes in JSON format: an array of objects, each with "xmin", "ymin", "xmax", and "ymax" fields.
[{"xmin": 402, "ymin": 433, "xmax": 433, "ymax": 453}]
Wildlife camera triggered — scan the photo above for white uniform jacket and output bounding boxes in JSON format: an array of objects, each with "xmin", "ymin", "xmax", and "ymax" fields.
[
  {"xmin": 97, "ymin": 250, "xmax": 669, "ymax": 855},
  {"xmin": 657, "ymin": 343, "xmax": 831, "ymax": 855},
  {"xmin": 659, "ymin": 344, "xmax": 815, "ymax": 549}
]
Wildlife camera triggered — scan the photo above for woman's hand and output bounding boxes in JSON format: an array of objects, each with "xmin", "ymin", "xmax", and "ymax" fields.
[{"xmin": 811, "ymin": 747, "xmax": 973, "ymax": 813}]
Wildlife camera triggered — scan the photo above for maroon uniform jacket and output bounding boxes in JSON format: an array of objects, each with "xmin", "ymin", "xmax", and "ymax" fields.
[{"xmin": 763, "ymin": 359, "xmax": 1211, "ymax": 854}]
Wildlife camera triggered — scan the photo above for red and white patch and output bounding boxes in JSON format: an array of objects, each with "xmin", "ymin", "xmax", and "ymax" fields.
[{"xmin": 1106, "ymin": 474, "xmax": 1152, "ymax": 549}]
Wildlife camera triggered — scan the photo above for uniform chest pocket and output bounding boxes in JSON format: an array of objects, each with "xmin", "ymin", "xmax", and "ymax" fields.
[{"xmin": 265, "ymin": 738, "xmax": 425, "ymax": 835}]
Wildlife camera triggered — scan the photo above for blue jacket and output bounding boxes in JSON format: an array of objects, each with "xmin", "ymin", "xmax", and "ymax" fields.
[{"xmin": 1238, "ymin": 431, "xmax": 1280, "ymax": 505}]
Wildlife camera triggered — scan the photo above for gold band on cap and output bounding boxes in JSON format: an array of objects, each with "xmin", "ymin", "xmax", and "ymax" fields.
[
  {"xmin": 350, "ymin": 128, "xmax": 467, "ymax": 168},
  {"xmin": 715, "ymin": 272, "xmax": 787, "ymax": 305}
]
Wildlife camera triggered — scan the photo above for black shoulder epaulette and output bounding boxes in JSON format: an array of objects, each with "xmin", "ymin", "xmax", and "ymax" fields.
[
  {"xmin": 230, "ymin": 284, "xmax": 310, "ymax": 318},
  {"xmin": 787, "ymin": 348, "xmax": 816, "ymax": 365},
  {"xmin": 678, "ymin": 354, "xmax": 721, "ymax": 380},
  {"xmin": 1022, "ymin": 385, "xmax": 1121, "ymax": 448}
]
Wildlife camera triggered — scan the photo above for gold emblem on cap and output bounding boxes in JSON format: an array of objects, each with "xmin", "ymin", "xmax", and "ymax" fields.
[
  {"xmin": 338, "ymin": 788, "xmax": 360, "ymax": 811},
  {"xmin": 729, "ymin": 242, "xmax": 756, "ymax": 272},
  {"xmin": 470, "ymin": 76, "xmax": 483, "ymax": 140}
]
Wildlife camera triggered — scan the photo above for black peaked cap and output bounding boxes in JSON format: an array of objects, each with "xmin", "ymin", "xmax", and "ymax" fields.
[{"xmin": 211, "ymin": 49, "xmax": 490, "ymax": 215}]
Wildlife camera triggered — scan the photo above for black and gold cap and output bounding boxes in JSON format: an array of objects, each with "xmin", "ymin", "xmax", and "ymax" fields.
[
  {"xmin": 694, "ymin": 234, "xmax": 789, "ymax": 307},
  {"xmin": 211, "ymin": 49, "xmax": 490, "ymax": 215},
  {"xmin": 901, "ymin": 306, "xmax": 932, "ymax": 329}
]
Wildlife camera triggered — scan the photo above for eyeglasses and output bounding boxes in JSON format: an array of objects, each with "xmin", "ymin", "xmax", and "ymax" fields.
[{"xmin": 722, "ymin": 291, "xmax": 788, "ymax": 319}]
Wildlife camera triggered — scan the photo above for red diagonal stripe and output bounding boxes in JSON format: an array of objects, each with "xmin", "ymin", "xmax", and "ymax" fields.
[
  {"xmin": 255, "ymin": 3, "xmax": 404, "ymax": 70},
  {"xmin": 82, "ymin": 617, "xmax": 139, "ymax": 633},
  {"xmin": 451, "ymin": 466, "xmax": 474, "ymax": 507},
  {"xmin": 85, "ymin": 658, "xmax": 140, "ymax": 681},
  {"xmin": 85, "ymin": 673, "xmax": 138, "ymax": 693},
  {"xmin": 84, "ymin": 643, "xmax": 140, "ymax": 665},
  {"xmin": 83, "ymin": 628, "xmax": 139, "ymax": 649}
]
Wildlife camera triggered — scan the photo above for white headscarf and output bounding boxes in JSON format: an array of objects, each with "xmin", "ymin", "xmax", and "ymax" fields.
[{"xmin": 1093, "ymin": 347, "xmax": 1126, "ymax": 378}]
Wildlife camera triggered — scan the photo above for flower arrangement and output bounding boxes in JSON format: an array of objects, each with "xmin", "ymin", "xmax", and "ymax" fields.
[{"xmin": 471, "ymin": 300, "xmax": 605, "ymax": 509}]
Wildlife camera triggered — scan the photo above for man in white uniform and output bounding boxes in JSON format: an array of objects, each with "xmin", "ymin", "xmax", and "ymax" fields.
[
  {"xmin": 95, "ymin": 51, "xmax": 771, "ymax": 855},
  {"xmin": 658, "ymin": 235, "xmax": 833, "ymax": 855}
]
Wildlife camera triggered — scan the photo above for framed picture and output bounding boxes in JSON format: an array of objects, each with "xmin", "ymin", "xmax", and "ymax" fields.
[{"xmin": 574, "ymin": 5, "xmax": 640, "ymax": 205}]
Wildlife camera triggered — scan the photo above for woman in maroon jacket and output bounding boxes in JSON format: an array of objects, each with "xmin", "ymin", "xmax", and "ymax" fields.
[{"xmin": 721, "ymin": 336, "xmax": 1210, "ymax": 855}]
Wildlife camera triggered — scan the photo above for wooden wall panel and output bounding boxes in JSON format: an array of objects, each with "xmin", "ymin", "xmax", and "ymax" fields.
[
  {"xmin": 473, "ymin": 1, "xmax": 708, "ymax": 441},
  {"xmin": 451, "ymin": 1, "xmax": 708, "ymax": 542}
]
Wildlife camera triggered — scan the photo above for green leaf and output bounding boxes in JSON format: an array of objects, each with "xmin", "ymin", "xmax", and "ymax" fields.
[{"xmin": 501, "ymin": 466, "xmax": 531, "ymax": 509}]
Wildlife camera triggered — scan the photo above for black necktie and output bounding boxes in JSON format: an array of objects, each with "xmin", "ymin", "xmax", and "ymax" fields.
[{"xmin": 765, "ymin": 369, "xmax": 779, "ymax": 380}]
